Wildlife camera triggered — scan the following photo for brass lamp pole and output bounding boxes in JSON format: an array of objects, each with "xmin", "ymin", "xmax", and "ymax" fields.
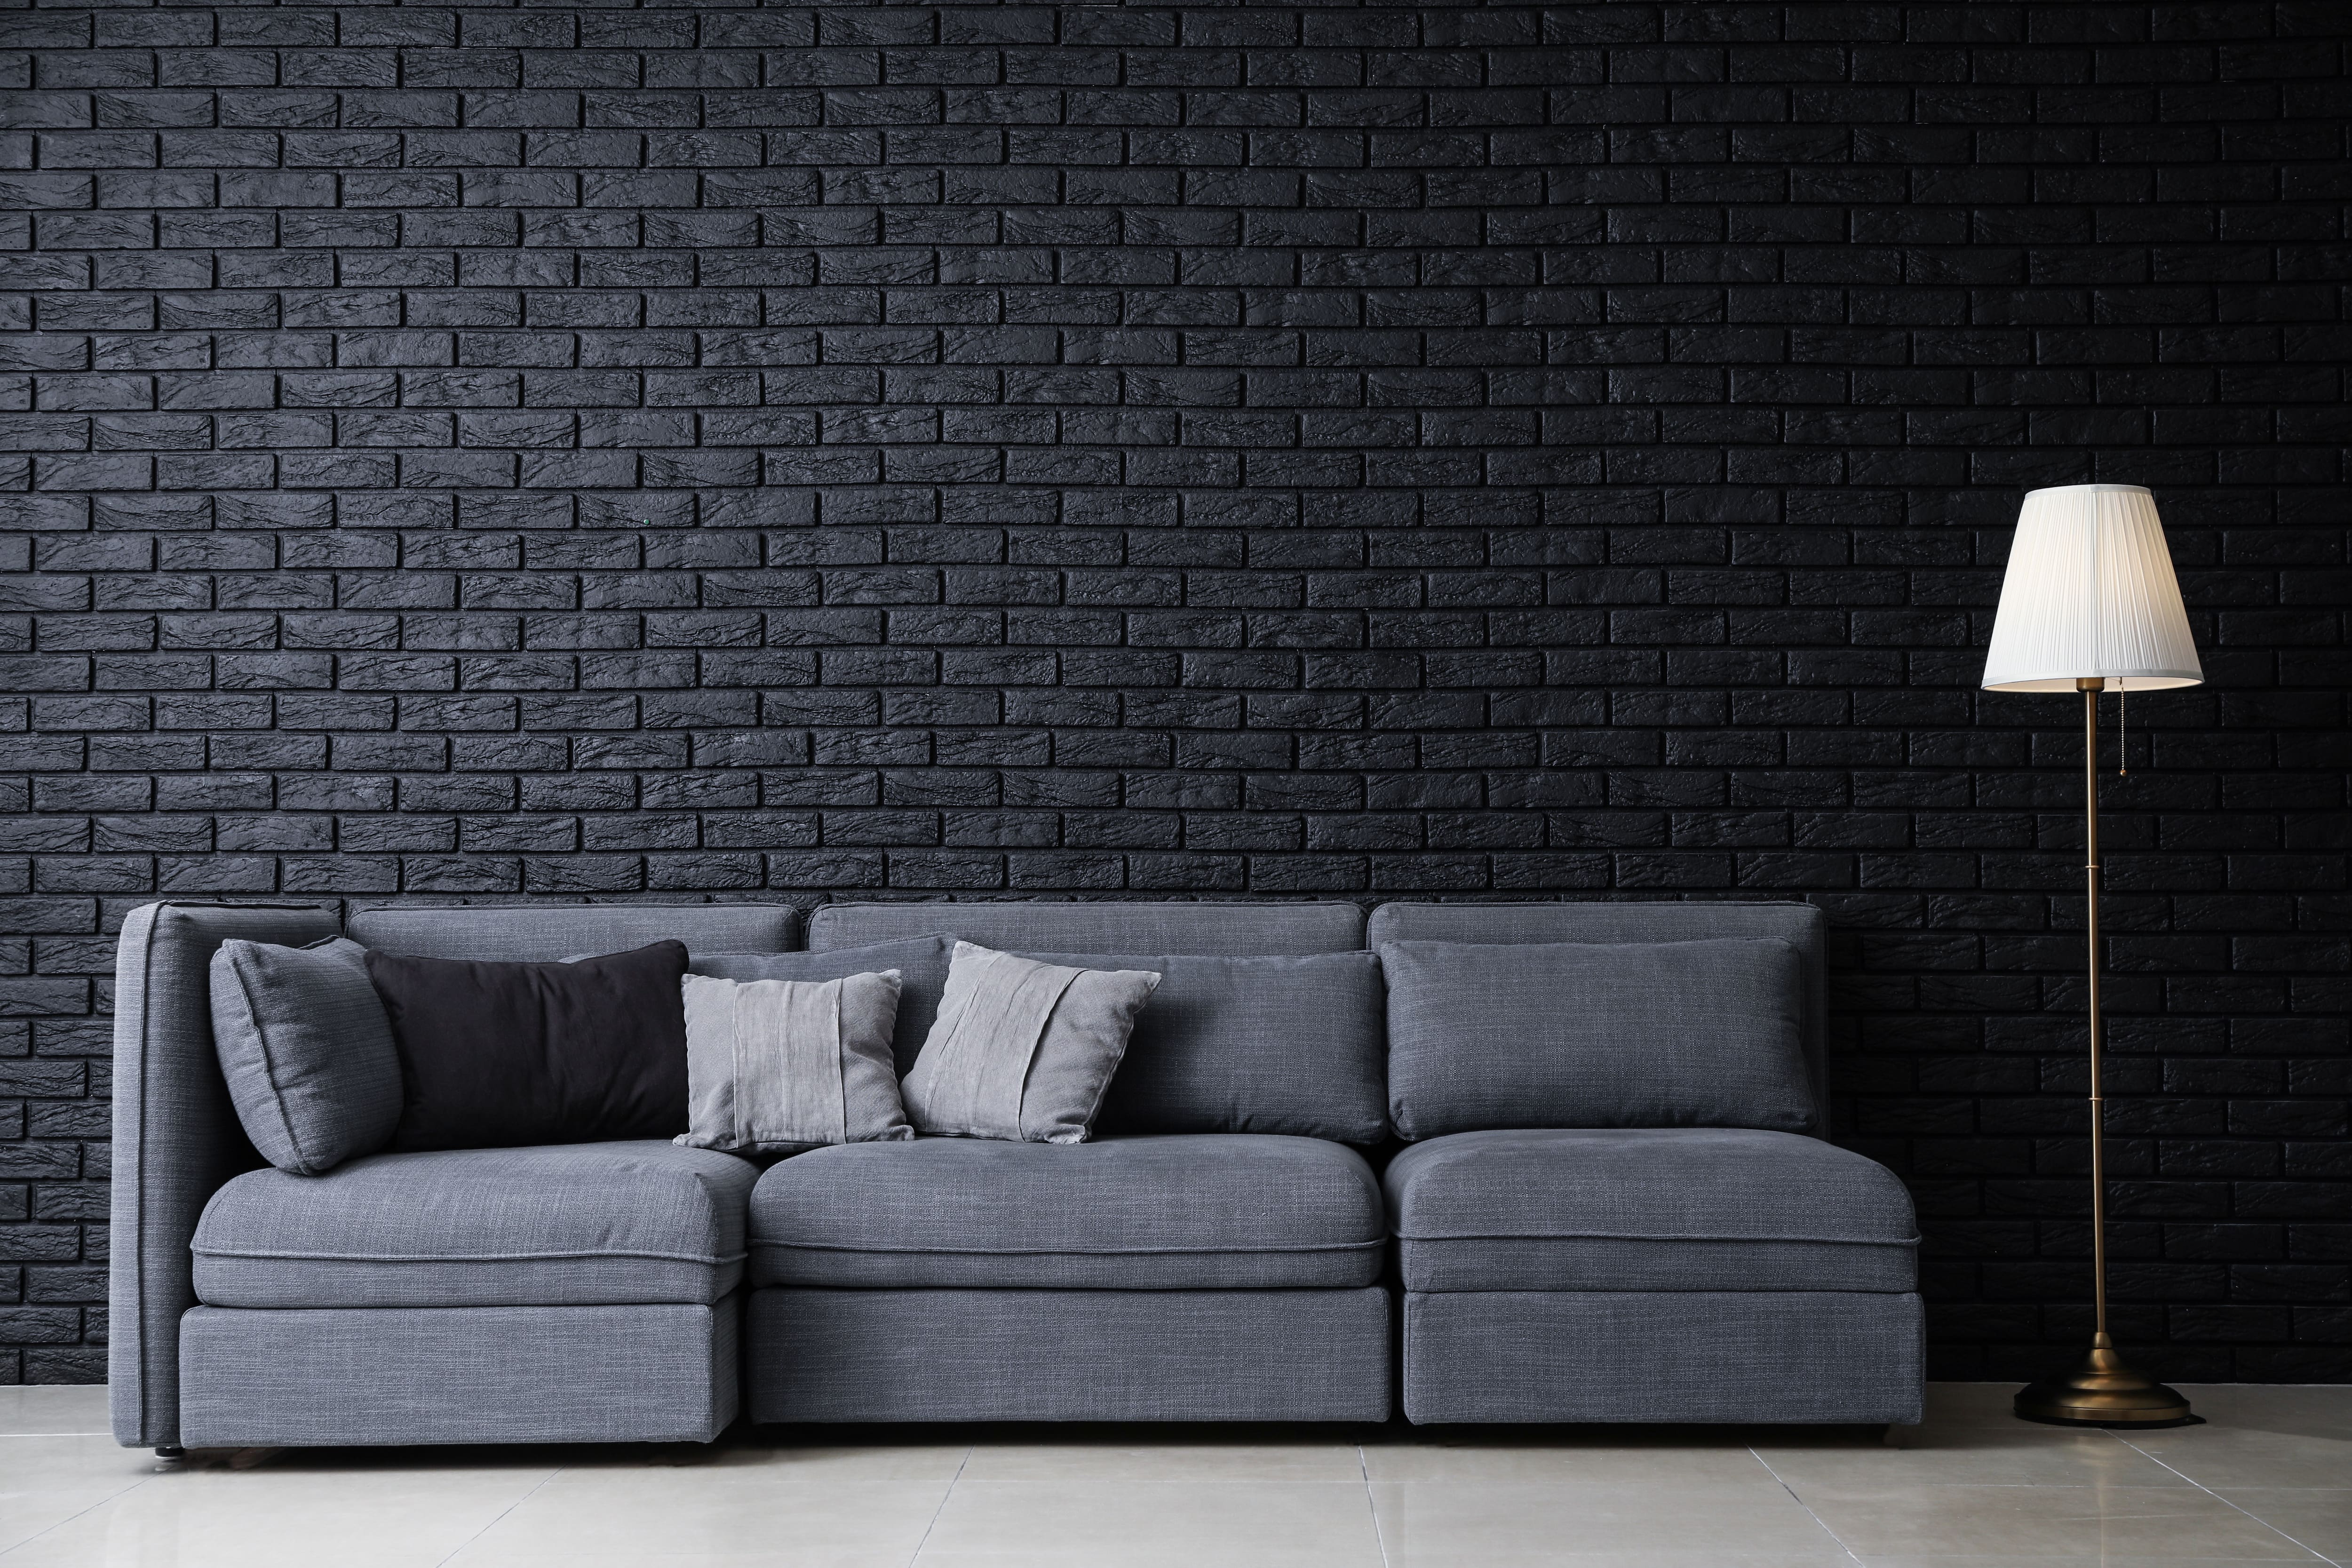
[{"xmin": 1981, "ymin": 486, "xmax": 2201, "ymax": 1430}]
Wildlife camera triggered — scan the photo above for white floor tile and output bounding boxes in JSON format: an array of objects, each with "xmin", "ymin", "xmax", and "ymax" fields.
[
  {"xmin": 2209, "ymin": 1488, "xmax": 2352, "ymax": 1560},
  {"xmin": 2168, "ymin": 1385, "xmax": 2352, "ymax": 1437},
  {"xmin": 1755, "ymin": 1422, "xmax": 2191, "ymax": 1489},
  {"xmin": 1369, "ymin": 1479, "xmax": 1850, "ymax": 1564},
  {"xmin": 461, "ymin": 1472, "xmax": 950, "ymax": 1562},
  {"xmin": 0, "ymin": 1387, "xmax": 111, "ymax": 1438},
  {"xmin": 1793, "ymin": 1480, "xmax": 2324, "ymax": 1561},
  {"xmin": 6, "ymin": 1383, "xmax": 2350, "ymax": 1567},
  {"xmin": 916, "ymin": 1478, "xmax": 1385, "ymax": 1566},
  {"xmin": 0, "ymin": 1451, "xmax": 557, "ymax": 1568},
  {"xmin": 1362, "ymin": 1427, "xmax": 1779, "ymax": 1486},
  {"xmin": 1858, "ymin": 1558, "xmax": 2330, "ymax": 1568},
  {"xmin": 956, "ymin": 1433, "xmax": 1365, "ymax": 1483},
  {"xmin": 2118, "ymin": 1423, "xmax": 2352, "ymax": 1491},
  {"xmin": 452, "ymin": 1556, "xmax": 912, "ymax": 1568},
  {"xmin": 0, "ymin": 1436, "xmax": 164, "ymax": 1557},
  {"xmin": 575, "ymin": 1433, "xmax": 973, "ymax": 1483}
]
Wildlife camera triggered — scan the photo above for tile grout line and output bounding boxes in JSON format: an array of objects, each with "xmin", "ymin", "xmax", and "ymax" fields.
[
  {"xmin": 1747, "ymin": 1445, "xmax": 1867, "ymax": 1566},
  {"xmin": 0, "ymin": 1409, "xmax": 163, "ymax": 1561},
  {"xmin": 2109, "ymin": 1428, "xmax": 2349, "ymax": 1568},
  {"xmin": 430, "ymin": 1459, "xmax": 563, "ymax": 1568},
  {"xmin": 0, "ymin": 1468, "xmax": 158, "ymax": 1561},
  {"xmin": 903, "ymin": 1441, "xmax": 973, "ymax": 1568},
  {"xmin": 1357, "ymin": 1438, "xmax": 1393, "ymax": 1568}
]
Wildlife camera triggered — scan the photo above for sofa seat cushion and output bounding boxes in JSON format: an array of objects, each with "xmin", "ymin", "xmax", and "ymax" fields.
[
  {"xmin": 749, "ymin": 1134, "xmax": 1384, "ymax": 1289},
  {"xmin": 1384, "ymin": 1129, "xmax": 1917, "ymax": 1293},
  {"xmin": 193, "ymin": 1140, "xmax": 757, "ymax": 1308}
]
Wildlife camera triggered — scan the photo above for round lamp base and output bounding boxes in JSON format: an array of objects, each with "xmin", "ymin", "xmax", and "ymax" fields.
[{"xmin": 2014, "ymin": 1337, "xmax": 2200, "ymax": 1429}]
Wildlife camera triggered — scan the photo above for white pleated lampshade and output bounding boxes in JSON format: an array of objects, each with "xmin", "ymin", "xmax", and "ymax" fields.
[{"xmin": 1981, "ymin": 484, "xmax": 2202, "ymax": 693}]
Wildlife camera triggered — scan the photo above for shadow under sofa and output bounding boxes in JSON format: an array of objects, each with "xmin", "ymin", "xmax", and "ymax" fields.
[{"xmin": 111, "ymin": 898, "xmax": 1922, "ymax": 1450}]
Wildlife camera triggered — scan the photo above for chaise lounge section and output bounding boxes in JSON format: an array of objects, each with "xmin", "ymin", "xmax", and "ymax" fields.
[{"xmin": 113, "ymin": 901, "xmax": 795, "ymax": 1451}]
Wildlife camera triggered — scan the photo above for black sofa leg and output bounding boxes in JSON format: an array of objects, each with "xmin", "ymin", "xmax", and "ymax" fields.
[{"xmin": 154, "ymin": 1446, "xmax": 185, "ymax": 1459}]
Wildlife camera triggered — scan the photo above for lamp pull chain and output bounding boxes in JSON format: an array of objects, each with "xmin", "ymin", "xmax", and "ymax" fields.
[{"xmin": 2118, "ymin": 685, "xmax": 2127, "ymax": 777}]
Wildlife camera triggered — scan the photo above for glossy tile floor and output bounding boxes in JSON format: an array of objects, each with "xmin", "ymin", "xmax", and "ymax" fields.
[{"xmin": 2, "ymin": 1384, "xmax": 2347, "ymax": 1566}]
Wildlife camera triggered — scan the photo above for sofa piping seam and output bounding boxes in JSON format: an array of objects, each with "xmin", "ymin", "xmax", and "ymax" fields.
[
  {"xmin": 193, "ymin": 1247, "xmax": 748, "ymax": 1266},
  {"xmin": 1401, "ymin": 1285, "xmax": 1923, "ymax": 1296},
  {"xmin": 129, "ymin": 903, "xmax": 158, "ymax": 1443},
  {"xmin": 746, "ymin": 1238, "xmax": 1384, "ymax": 1257},
  {"xmin": 1392, "ymin": 1232, "xmax": 1921, "ymax": 1246}
]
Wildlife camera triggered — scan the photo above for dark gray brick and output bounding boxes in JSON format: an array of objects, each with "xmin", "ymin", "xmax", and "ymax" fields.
[{"xmin": 1, "ymin": 0, "xmax": 2348, "ymax": 1388}]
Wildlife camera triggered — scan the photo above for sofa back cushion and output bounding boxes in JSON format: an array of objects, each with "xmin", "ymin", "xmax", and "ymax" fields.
[
  {"xmin": 1025, "ymin": 951, "xmax": 1387, "ymax": 1144},
  {"xmin": 717, "ymin": 936, "xmax": 1387, "ymax": 1140},
  {"xmin": 809, "ymin": 900, "xmax": 1363, "ymax": 956},
  {"xmin": 693, "ymin": 937, "xmax": 952, "ymax": 1074},
  {"xmin": 806, "ymin": 905, "xmax": 1381, "ymax": 1139},
  {"xmin": 1382, "ymin": 937, "xmax": 1815, "ymax": 1140},
  {"xmin": 348, "ymin": 903, "xmax": 799, "ymax": 962},
  {"xmin": 1368, "ymin": 901, "xmax": 1826, "ymax": 1120}
]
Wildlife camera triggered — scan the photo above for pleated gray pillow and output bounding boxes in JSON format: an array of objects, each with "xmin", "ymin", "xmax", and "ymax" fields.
[
  {"xmin": 676, "ymin": 970, "xmax": 913, "ymax": 1157},
  {"xmin": 902, "ymin": 942, "xmax": 1160, "ymax": 1144},
  {"xmin": 687, "ymin": 935, "xmax": 954, "ymax": 1074},
  {"xmin": 1382, "ymin": 936, "xmax": 1816, "ymax": 1141},
  {"xmin": 208, "ymin": 936, "xmax": 405, "ymax": 1176}
]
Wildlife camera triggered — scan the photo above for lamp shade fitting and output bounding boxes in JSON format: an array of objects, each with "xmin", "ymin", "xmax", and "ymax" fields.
[{"xmin": 1982, "ymin": 484, "xmax": 2203, "ymax": 693}]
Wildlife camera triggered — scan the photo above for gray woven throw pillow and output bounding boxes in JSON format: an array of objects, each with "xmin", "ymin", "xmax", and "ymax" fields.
[
  {"xmin": 902, "ymin": 942, "xmax": 1160, "ymax": 1144},
  {"xmin": 209, "ymin": 936, "xmax": 404, "ymax": 1176},
  {"xmin": 688, "ymin": 936, "xmax": 953, "ymax": 1074},
  {"xmin": 676, "ymin": 970, "xmax": 912, "ymax": 1156}
]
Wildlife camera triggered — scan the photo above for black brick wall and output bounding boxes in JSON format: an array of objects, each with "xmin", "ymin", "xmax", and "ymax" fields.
[{"xmin": 3, "ymin": 2, "xmax": 2348, "ymax": 1386}]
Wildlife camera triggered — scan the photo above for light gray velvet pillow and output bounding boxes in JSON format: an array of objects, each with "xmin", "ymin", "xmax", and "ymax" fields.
[
  {"xmin": 676, "ymin": 970, "xmax": 913, "ymax": 1156},
  {"xmin": 208, "ymin": 935, "xmax": 405, "ymax": 1176},
  {"xmin": 1381, "ymin": 936, "xmax": 1815, "ymax": 1141},
  {"xmin": 902, "ymin": 941, "xmax": 1160, "ymax": 1144}
]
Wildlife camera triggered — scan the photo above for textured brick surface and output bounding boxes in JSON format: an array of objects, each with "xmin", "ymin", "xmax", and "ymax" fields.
[{"xmin": 1, "ymin": 3, "xmax": 2348, "ymax": 1385}]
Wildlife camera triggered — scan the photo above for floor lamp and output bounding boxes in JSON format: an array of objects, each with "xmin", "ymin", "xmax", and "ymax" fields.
[{"xmin": 1981, "ymin": 484, "xmax": 2202, "ymax": 1429}]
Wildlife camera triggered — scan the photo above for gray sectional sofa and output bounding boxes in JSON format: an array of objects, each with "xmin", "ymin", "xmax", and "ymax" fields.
[{"xmin": 112, "ymin": 898, "xmax": 1923, "ymax": 1451}]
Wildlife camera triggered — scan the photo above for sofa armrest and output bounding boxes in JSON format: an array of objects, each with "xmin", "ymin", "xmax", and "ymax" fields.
[{"xmin": 109, "ymin": 901, "xmax": 339, "ymax": 1449}]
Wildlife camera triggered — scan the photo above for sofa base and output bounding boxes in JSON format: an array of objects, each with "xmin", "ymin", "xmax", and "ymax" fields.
[
  {"xmin": 1403, "ymin": 1289, "xmax": 1923, "ymax": 1425},
  {"xmin": 750, "ymin": 1286, "xmax": 1390, "ymax": 1423},
  {"xmin": 179, "ymin": 1298, "xmax": 738, "ymax": 1447}
]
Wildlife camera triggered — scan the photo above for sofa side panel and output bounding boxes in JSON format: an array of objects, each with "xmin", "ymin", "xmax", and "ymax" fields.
[
  {"xmin": 749, "ymin": 1286, "xmax": 1391, "ymax": 1422},
  {"xmin": 110, "ymin": 901, "xmax": 339, "ymax": 1449},
  {"xmin": 1403, "ymin": 1289, "xmax": 1923, "ymax": 1425},
  {"xmin": 179, "ymin": 1299, "xmax": 737, "ymax": 1446}
]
